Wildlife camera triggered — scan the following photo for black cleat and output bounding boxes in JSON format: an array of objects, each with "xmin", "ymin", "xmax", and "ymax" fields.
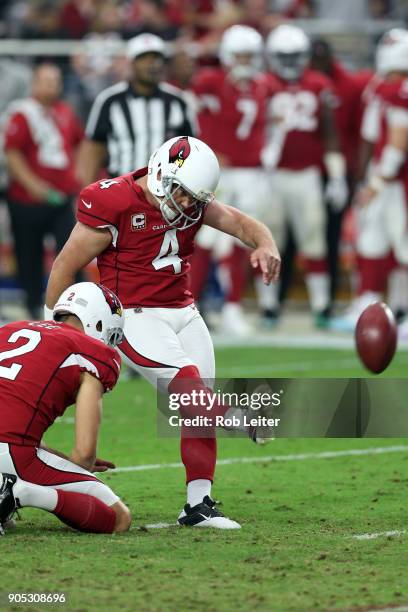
[
  {"xmin": 0, "ymin": 473, "xmax": 17, "ymax": 536},
  {"xmin": 178, "ymin": 495, "xmax": 241, "ymax": 529}
]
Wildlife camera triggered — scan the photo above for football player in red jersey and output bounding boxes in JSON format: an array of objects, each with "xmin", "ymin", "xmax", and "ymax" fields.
[
  {"xmin": 45, "ymin": 135, "xmax": 281, "ymax": 529},
  {"xmin": 261, "ymin": 24, "xmax": 348, "ymax": 328},
  {"xmin": 0, "ymin": 282, "xmax": 131, "ymax": 535},
  {"xmin": 191, "ymin": 25, "xmax": 271, "ymax": 335},
  {"xmin": 330, "ymin": 30, "xmax": 408, "ymax": 333}
]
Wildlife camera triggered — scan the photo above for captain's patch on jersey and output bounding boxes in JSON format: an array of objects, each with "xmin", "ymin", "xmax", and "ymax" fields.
[{"xmin": 131, "ymin": 213, "xmax": 146, "ymax": 231}]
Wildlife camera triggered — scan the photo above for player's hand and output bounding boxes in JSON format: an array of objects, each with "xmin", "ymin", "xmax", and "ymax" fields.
[
  {"xmin": 92, "ymin": 457, "xmax": 116, "ymax": 472},
  {"xmin": 250, "ymin": 246, "xmax": 281, "ymax": 285},
  {"xmin": 325, "ymin": 177, "xmax": 349, "ymax": 212}
]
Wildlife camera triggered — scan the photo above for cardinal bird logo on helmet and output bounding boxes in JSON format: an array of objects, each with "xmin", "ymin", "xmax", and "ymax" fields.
[
  {"xmin": 98, "ymin": 284, "xmax": 123, "ymax": 316},
  {"xmin": 168, "ymin": 137, "xmax": 191, "ymax": 168}
]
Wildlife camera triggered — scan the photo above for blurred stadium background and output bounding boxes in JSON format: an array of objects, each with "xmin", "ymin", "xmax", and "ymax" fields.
[{"xmin": 0, "ymin": 0, "xmax": 408, "ymax": 349}]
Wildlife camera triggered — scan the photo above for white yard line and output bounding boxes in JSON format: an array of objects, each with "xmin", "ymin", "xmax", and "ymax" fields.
[
  {"xmin": 351, "ymin": 530, "xmax": 406, "ymax": 541},
  {"xmin": 143, "ymin": 522, "xmax": 178, "ymax": 529},
  {"xmin": 368, "ymin": 607, "xmax": 408, "ymax": 612},
  {"xmin": 112, "ymin": 445, "xmax": 408, "ymax": 474}
]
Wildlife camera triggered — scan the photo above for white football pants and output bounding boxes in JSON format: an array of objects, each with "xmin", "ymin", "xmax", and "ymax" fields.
[{"xmin": 119, "ymin": 305, "xmax": 215, "ymax": 393}]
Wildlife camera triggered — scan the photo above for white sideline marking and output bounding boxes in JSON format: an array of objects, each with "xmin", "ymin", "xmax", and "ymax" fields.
[
  {"xmin": 211, "ymin": 332, "xmax": 408, "ymax": 351},
  {"xmin": 211, "ymin": 333, "xmax": 355, "ymax": 349},
  {"xmin": 217, "ymin": 357, "xmax": 360, "ymax": 376},
  {"xmin": 352, "ymin": 529, "xmax": 406, "ymax": 541},
  {"xmin": 111, "ymin": 445, "xmax": 408, "ymax": 474}
]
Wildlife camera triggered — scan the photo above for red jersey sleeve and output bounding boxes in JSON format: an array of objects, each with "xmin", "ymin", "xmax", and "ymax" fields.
[
  {"xmin": 69, "ymin": 336, "xmax": 121, "ymax": 393},
  {"xmin": 4, "ymin": 112, "xmax": 31, "ymax": 151},
  {"xmin": 191, "ymin": 69, "xmax": 221, "ymax": 113},
  {"xmin": 77, "ymin": 178, "xmax": 128, "ymax": 247}
]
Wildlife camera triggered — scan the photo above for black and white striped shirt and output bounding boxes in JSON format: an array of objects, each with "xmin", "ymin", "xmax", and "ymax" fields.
[{"xmin": 85, "ymin": 81, "xmax": 195, "ymax": 175}]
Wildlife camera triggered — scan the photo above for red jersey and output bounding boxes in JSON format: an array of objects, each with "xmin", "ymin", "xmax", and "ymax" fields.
[
  {"xmin": 76, "ymin": 170, "xmax": 203, "ymax": 308},
  {"xmin": 328, "ymin": 62, "xmax": 361, "ymax": 174},
  {"xmin": 266, "ymin": 69, "xmax": 334, "ymax": 170},
  {"xmin": 0, "ymin": 320, "xmax": 120, "ymax": 446},
  {"xmin": 192, "ymin": 68, "xmax": 269, "ymax": 167},
  {"xmin": 4, "ymin": 98, "xmax": 83, "ymax": 205},
  {"xmin": 373, "ymin": 77, "xmax": 408, "ymax": 183}
]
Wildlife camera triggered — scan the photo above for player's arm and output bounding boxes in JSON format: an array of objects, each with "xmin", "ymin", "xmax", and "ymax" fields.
[
  {"xmin": 357, "ymin": 106, "xmax": 408, "ymax": 206},
  {"xmin": 356, "ymin": 97, "xmax": 381, "ymax": 184},
  {"xmin": 45, "ymin": 222, "xmax": 111, "ymax": 311},
  {"xmin": 320, "ymin": 94, "xmax": 348, "ymax": 211},
  {"xmin": 203, "ymin": 200, "xmax": 281, "ymax": 284},
  {"xmin": 70, "ymin": 373, "xmax": 104, "ymax": 471},
  {"xmin": 76, "ymin": 139, "xmax": 107, "ymax": 187}
]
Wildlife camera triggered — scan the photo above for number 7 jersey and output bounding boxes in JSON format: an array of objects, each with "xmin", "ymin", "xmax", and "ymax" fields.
[
  {"xmin": 192, "ymin": 68, "xmax": 270, "ymax": 167},
  {"xmin": 77, "ymin": 170, "xmax": 203, "ymax": 308}
]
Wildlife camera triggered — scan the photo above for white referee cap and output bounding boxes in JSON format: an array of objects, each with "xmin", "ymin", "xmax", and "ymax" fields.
[{"xmin": 127, "ymin": 33, "xmax": 167, "ymax": 60}]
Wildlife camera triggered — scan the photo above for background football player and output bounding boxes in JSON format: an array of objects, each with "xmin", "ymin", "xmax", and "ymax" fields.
[
  {"xmin": 261, "ymin": 24, "xmax": 348, "ymax": 329},
  {"xmin": 45, "ymin": 136, "xmax": 280, "ymax": 529},
  {"xmin": 330, "ymin": 29, "xmax": 408, "ymax": 333},
  {"xmin": 0, "ymin": 282, "xmax": 131, "ymax": 535},
  {"xmin": 190, "ymin": 25, "xmax": 271, "ymax": 335}
]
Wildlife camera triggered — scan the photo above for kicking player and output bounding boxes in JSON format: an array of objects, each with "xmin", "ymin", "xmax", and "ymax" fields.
[
  {"xmin": 45, "ymin": 136, "xmax": 281, "ymax": 529},
  {"xmin": 0, "ymin": 282, "xmax": 131, "ymax": 535}
]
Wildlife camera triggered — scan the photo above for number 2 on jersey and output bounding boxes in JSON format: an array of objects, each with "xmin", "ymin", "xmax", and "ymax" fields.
[
  {"xmin": 152, "ymin": 229, "xmax": 182, "ymax": 274},
  {"xmin": 0, "ymin": 329, "xmax": 42, "ymax": 380}
]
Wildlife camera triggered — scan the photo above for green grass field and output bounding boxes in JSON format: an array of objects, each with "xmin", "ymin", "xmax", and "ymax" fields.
[{"xmin": 2, "ymin": 346, "xmax": 408, "ymax": 612}]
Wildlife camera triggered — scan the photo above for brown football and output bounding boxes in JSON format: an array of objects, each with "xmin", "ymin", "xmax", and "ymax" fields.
[{"xmin": 355, "ymin": 302, "xmax": 397, "ymax": 374}]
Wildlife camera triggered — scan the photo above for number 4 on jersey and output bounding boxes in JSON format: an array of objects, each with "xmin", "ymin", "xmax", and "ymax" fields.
[
  {"xmin": 99, "ymin": 179, "xmax": 119, "ymax": 189},
  {"xmin": 152, "ymin": 229, "xmax": 182, "ymax": 274}
]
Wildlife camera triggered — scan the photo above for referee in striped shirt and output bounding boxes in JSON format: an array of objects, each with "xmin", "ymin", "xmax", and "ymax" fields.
[{"xmin": 77, "ymin": 33, "xmax": 195, "ymax": 187}]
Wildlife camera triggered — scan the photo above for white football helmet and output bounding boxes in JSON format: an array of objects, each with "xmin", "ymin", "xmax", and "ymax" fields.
[
  {"xmin": 147, "ymin": 136, "xmax": 220, "ymax": 230},
  {"xmin": 219, "ymin": 25, "xmax": 263, "ymax": 80},
  {"xmin": 375, "ymin": 28, "xmax": 408, "ymax": 75},
  {"xmin": 53, "ymin": 282, "xmax": 124, "ymax": 347},
  {"xmin": 266, "ymin": 24, "xmax": 310, "ymax": 81}
]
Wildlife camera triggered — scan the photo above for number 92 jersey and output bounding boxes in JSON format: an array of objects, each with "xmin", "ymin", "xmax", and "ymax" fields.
[
  {"xmin": 77, "ymin": 170, "xmax": 203, "ymax": 308},
  {"xmin": 0, "ymin": 320, "xmax": 121, "ymax": 446},
  {"xmin": 266, "ymin": 69, "xmax": 335, "ymax": 170}
]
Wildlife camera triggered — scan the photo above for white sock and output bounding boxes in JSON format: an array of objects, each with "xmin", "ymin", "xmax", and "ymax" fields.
[
  {"xmin": 14, "ymin": 479, "xmax": 58, "ymax": 512},
  {"xmin": 388, "ymin": 268, "xmax": 408, "ymax": 312},
  {"xmin": 305, "ymin": 273, "xmax": 330, "ymax": 312},
  {"xmin": 187, "ymin": 479, "xmax": 212, "ymax": 507},
  {"xmin": 255, "ymin": 275, "xmax": 279, "ymax": 310}
]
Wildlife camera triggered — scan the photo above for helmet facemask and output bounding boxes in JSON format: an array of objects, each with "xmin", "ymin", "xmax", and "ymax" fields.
[
  {"xmin": 227, "ymin": 52, "xmax": 262, "ymax": 81},
  {"xmin": 105, "ymin": 325, "xmax": 124, "ymax": 347},
  {"xmin": 158, "ymin": 174, "xmax": 214, "ymax": 230},
  {"xmin": 270, "ymin": 51, "xmax": 309, "ymax": 81}
]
